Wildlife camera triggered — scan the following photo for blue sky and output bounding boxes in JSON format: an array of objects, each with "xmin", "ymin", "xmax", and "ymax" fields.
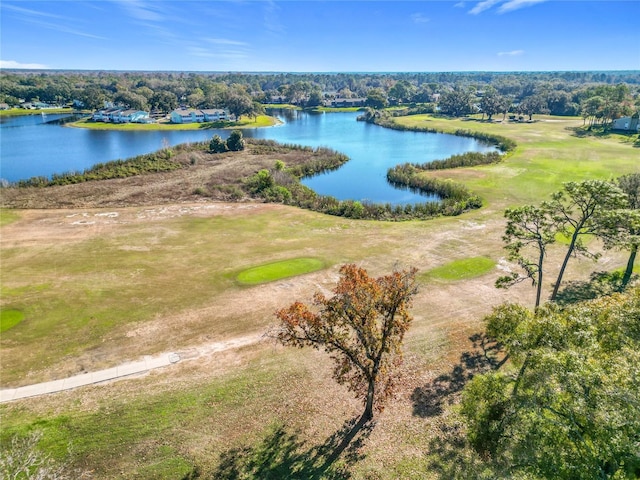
[{"xmin": 1, "ymin": 1, "xmax": 638, "ymax": 72}]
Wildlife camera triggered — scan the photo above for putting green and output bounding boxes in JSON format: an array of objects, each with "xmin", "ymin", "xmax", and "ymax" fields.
[
  {"xmin": 425, "ymin": 256, "xmax": 496, "ymax": 281},
  {"xmin": 236, "ymin": 258, "xmax": 325, "ymax": 285},
  {"xmin": 0, "ymin": 309, "xmax": 25, "ymax": 332}
]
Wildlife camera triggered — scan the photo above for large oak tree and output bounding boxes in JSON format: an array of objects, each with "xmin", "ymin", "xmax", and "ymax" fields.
[{"xmin": 273, "ymin": 264, "xmax": 418, "ymax": 422}]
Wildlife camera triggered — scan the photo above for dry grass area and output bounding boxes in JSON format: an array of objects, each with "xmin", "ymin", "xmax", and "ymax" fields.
[
  {"xmin": 1, "ymin": 119, "xmax": 636, "ymax": 478},
  {"xmin": 0, "ymin": 142, "xmax": 320, "ymax": 209}
]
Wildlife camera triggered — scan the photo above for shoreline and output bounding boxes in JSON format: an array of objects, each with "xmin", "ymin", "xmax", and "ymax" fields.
[{"xmin": 66, "ymin": 114, "xmax": 280, "ymax": 131}]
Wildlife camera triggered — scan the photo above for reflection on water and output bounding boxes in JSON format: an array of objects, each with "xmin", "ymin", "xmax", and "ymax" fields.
[{"xmin": 1, "ymin": 110, "xmax": 495, "ymax": 204}]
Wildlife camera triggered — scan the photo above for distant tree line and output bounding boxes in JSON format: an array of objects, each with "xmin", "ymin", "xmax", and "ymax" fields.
[{"xmin": 2, "ymin": 71, "xmax": 638, "ymax": 127}]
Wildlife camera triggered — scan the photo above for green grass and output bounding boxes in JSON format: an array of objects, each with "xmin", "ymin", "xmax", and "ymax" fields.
[
  {"xmin": 236, "ymin": 257, "xmax": 326, "ymax": 285},
  {"xmin": 0, "ymin": 309, "xmax": 25, "ymax": 332},
  {"xmin": 424, "ymin": 256, "xmax": 496, "ymax": 281},
  {"xmin": 0, "ymin": 209, "xmax": 20, "ymax": 226},
  {"xmin": 0, "ymin": 210, "xmax": 385, "ymax": 384},
  {"xmin": 262, "ymin": 103, "xmax": 300, "ymax": 109},
  {"xmin": 0, "ymin": 108, "xmax": 77, "ymax": 116},
  {"xmin": 68, "ymin": 115, "xmax": 277, "ymax": 130},
  {"xmin": 0, "ymin": 349, "xmax": 325, "ymax": 478},
  {"xmin": 393, "ymin": 114, "xmax": 638, "ymax": 209}
]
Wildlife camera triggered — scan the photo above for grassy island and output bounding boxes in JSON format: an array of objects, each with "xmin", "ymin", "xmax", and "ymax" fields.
[{"xmin": 68, "ymin": 114, "xmax": 279, "ymax": 130}]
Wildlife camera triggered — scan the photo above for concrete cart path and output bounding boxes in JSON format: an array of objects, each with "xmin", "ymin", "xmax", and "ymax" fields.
[{"xmin": 0, "ymin": 333, "xmax": 262, "ymax": 403}]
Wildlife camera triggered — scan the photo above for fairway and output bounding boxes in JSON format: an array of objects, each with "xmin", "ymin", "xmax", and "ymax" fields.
[
  {"xmin": 424, "ymin": 256, "xmax": 496, "ymax": 281},
  {"xmin": 236, "ymin": 257, "xmax": 326, "ymax": 285},
  {"xmin": 0, "ymin": 309, "xmax": 25, "ymax": 332}
]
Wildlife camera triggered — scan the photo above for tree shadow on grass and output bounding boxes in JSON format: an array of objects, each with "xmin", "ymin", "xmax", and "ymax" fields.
[
  {"xmin": 409, "ymin": 334, "xmax": 506, "ymax": 479},
  {"xmin": 411, "ymin": 333, "xmax": 505, "ymax": 418},
  {"xmin": 554, "ymin": 270, "xmax": 631, "ymax": 306},
  {"xmin": 208, "ymin": 416, "xmax": 374, "ymax": 479},
  {"xmin": 423, "ymin": 420, "xmax": 488, "ymax": 480},
  {"xmin": 566, "ymin": 125, "xmax": 613, "ymax": 138}
]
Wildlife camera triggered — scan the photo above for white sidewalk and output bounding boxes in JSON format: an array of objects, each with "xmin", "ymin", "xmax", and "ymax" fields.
[{"xmin": 0, "ymin": 352, "xmax": 181, "ymax": 403}]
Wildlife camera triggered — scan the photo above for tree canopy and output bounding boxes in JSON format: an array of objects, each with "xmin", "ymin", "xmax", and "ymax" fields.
[
  {"xmin": 273, "ymin": 264, "xmax": 418, "ymax": 422},
  {"xmin": 497, "ymin": 179, "xmax": 632, "ymax": 306},
  {"xmin": 461, "ymin": 288, "xmax": 640, "ymax": 479}
]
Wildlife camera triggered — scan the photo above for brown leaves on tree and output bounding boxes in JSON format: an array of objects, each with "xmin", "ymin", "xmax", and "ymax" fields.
[{"xmin": 273, "ymin": 264, "xmax": 418, "ymax": 421}]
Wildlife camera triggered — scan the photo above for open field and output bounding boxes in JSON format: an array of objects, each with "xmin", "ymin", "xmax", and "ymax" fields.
[{"xmin": 0, "ymin": 115, "xmax": 637, "ymax": 478}]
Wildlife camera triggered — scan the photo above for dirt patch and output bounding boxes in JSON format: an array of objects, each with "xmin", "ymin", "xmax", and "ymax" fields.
[{"xmin": 0, "ymin": 142, "xmax": 325, "ymax": 209}]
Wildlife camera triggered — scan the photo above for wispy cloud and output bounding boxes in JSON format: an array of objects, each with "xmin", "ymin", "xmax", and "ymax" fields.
[
  {"xmin": 263, "ymin": 0, "xmax": 284, "ymax": 36},
  {"xmin": 469, "ymin": 0, "xmax": 548, "ymax": 14},
  {"xmin": 3, "ymin": 3, "xmax": 104, "ymax": 39},
  {"xmin": 411, "ymin": 13, "xmax": 430, "ymax": 24},
  {"xmin": 454, "ymin": 2, "xmax": 466, "ymax": 7},
  {"xmin": 469, "ymin": 0, "xmax": 502, "ymax": 15},
  {"xmin": 206, "ymin": 38, "xmax": 250, "ymax": 47},
  {"xmin": 187, "ymin": 46, "xmax": 248, "ymax": 60},
  {"xmin": 498, "ymin": 49, "xmax": 525, "ymax": 56},
  {"xmin": 498, "ymin": 0, "xmax": 548, "ymax": 13},
  {"xmin": 114, "ymin": 0, "xmax": 166, "ymax": 22},
  {"xmin": 0, "ymin": 60, "xmax": 49, "ymax": 69},
  {"xmin": 19, "ymin": 18, "xmax": 106, "ymax": 39},
  {"xmin": 189, "ymin": 38, "xmax": 251, "ymax": 60},
  {"xmin": 1, "ymin": 4, "xmax": 65, "ymax": 20}
]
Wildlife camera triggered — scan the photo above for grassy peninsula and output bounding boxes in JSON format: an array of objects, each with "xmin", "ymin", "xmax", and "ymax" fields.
[{"xmin": 68, "ymin": 114, "xmax": 279, "ymax": 130}]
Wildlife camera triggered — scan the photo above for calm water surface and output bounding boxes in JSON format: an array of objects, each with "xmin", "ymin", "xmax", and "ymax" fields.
[{"xmin": 0, "ymin": 110, "xmax": 495, "ymax": 204}]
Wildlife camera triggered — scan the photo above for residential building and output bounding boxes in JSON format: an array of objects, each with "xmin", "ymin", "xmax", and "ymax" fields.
[
  {"xmin": 612, "ymin": 115, "xmax": 640, "ymax": 132},
  {"xmin": 170, "ymin": 108, "xmax": 232, "ymax": 124},
  {"xmin": 328, "ymin": 98, "xmax": 366, "ymax": 108},
  {"xmin": 92, "ymin": 107, "xmax": 122, "ymax": 122},
  {"xmin": 92, "ymin": 108, "xmax": 151, "ymax": 123},
  {"xmin": 113, "ymin": 109, "xmax": 151, "ymax": 123}
]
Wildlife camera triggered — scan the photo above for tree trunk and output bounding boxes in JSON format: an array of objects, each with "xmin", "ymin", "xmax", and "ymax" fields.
[
  {"xmin": 535, "ymin": 248, "xmax": 545, "ymax": 309},
  {"xmin": 622, "ymin": 244, "xmax": 638, "ymax": 287},
  {"xmin": 361, "ymin": 379, "xmax": 375, "ymax": 422},
  {"xmin": 551, "ymin": 233, "xmax": 579, "ymax": 301}
]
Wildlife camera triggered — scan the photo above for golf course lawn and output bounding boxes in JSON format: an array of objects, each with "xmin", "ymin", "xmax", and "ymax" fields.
[{"xmin": 0, "ymin": 114, "xmax": 637, "ymax": 478}]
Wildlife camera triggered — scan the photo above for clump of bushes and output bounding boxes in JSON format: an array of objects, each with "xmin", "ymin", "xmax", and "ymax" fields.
[
  {"xmin": 414, "ymin": 151, "xmax": 503, "ymax": 170},
  {"xmin": 209, "ymin": 135, "xmax": 227, "ymax": 153},
  {"xmin": 209, "ymin": 130, "xmax": 245, "ymax": 153}
]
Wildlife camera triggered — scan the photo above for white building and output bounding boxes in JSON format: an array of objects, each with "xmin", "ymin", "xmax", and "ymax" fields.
[
  {"xmin": 612, "ymin": 116, "xmax": 640, "ymax": 132},
  {"xmin": 170, "ymin": 108, "xmax": 232, "ymax": 124}
]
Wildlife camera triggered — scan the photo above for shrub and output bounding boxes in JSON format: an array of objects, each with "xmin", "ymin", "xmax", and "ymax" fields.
[
  {"xmin": 226, "ymin": 130, "xmax": 245, "ymax": 152},
  {"xmin": 209, "ymin": 135, "xmax": 228, "ymax": 153}
]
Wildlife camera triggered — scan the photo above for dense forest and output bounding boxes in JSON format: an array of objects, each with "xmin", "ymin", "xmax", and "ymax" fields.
[{"xmin": 2, "ymin": 70, "xmax": 639, "ymax": 126}]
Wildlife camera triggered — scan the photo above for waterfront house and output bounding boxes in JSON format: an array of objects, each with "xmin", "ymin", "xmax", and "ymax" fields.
[
  {"xmin": 170, "ymin": 108, "xmax": 231, "ymax": 124},
  {"xmin": 92, "ymin": 107, "xmax": 122, "ymax": 122},
  {"xmin": 612, "ymin": 115, "xmax": 640, "ymax": 132},
  {"xmin": 201, "ymin": 109, "xmax": 232, "ymax": 122},
  {"xmin": 329, "ymin": 98, "xmax": 366, "ymax": 108},
  {"xmin": 113, "ymin": 109, "xmax": 151, "ymax": 123}
]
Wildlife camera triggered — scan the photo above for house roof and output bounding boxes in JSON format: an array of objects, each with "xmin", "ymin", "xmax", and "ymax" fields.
[{"xmin": 171, "ymin": 109, "xmax": 196, "ymax": 117}]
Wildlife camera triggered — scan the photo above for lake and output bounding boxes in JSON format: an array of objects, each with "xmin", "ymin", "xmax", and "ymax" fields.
[{"xmin": 0, "ymin": 110, "xmax": 495, "ymax": 204}]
